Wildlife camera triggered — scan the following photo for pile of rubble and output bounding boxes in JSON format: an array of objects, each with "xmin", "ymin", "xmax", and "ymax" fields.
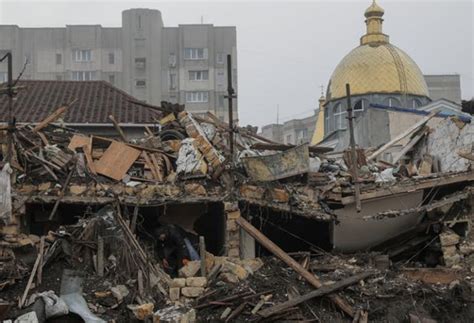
[{"xmin": 0, "ymin": 102, "xmax": 473, "ymax": 322}]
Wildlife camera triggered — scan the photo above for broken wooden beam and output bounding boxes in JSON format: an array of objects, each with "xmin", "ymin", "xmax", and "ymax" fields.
[
  {"xmin": 236, "ymin": 217, "xmax": 355, "ymax": 317},
  {"xmin": 33, "ymin": 106, "xmax": 67, "ymax": 133},
  {"xmin": 48, "ymin": 161, "xmax": 76, "ymax": 220},
  {"xmin": 108, "ymin": 114, "xmax": 128, "ymax": 142},
  {"xmin": 258, "ymin": 271, "xmax": 376, "ymax": 318},
  {"xmin": 392, "ymin": 126, "xmax": 428, "ymax": 164}
]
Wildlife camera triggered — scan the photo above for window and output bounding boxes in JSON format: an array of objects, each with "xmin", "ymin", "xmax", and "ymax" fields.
[
  {"xmin": 0, "ymin": 72, "xmax": 7, "ymax": 83},
  {"xmin": 217, "ymin": 53, "xmax": 225, "ymax": 64},
  {"xmin": 108, "ymin": 74, "xmax": 115, "ymax": 85},
  {"xmin": 189, "ymin": 70, "xmax": 209, "ymax": 81},
  {"xmin": 354, "ymin": 99, "xmax": 368, "ymax": 111},
  {"xmin": 301, "ymin": 129, "xmax": 308, "ymax": 139},
  {"xmin": 286, "ymin": 135, "xmax": 292, "ymax": 144},
  {"xmin": 169, "ymin": 53, "xmax": 176, "ymax": 67},
  {"xmin": 55, "ymin": 74, "xmax": 63, "ymax": 81},
  {"xmin": 186, "ymin": 91, "xmax": 208, "ymax": 103},
  {"xmin": 383, "ymin": 97, "xmax": 401, "ymax": 107},
  {"xmin": 412, "ymin": 99, "xmax": 422, "ymax": 108},
  {"xmin": 56, "ymin": 53, "xmax": 62, "ymax": 65},
  {"xmin": 138, "ymin": 15, "xmax": 142, "ymax": 29},
  {"xmin": 108, "ymin": 53, "xmax": 115, "ymax": 64},
  {"xmin": 218, "ymin": 95, "xmax": 225, "ymax": 108},
  {"xmin": 334, "ymin": 103, "xmax": 347, "ymax": 130},
  {"xmin": 169, "ymin": 73, "xmax": 177, "ymax": 90},
  {"xmin": 136, "ymin": 79, "xmax": 146, "ymax": 88},
  {"xmin": 72, "ymin": 71, "xmax": 94, "ymax": 81},
  {"xmin": 217, "ymin": 71, "xmax": 225, "ymax": 87},
  {"xmin": 73, "ymin": 49, "xmax": 91, "ymax": 62},
  {"xmin": 135, "ymin": 57, "xmax": 146, "ymax": 69},
  {"xmin": 184, "ymin": 48, "xmax": 207, "ymax": 60}
]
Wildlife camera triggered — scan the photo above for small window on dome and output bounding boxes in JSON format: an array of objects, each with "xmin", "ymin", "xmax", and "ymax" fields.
[
  {"xmin": 383, "ymin": 97, "xmax": 401, "ymax": 107},
  {"xmin": 412, "ymin": 99, "xmax": 422, "ymax": 109},
  {"xmin": 334, "ymin": 103, "xmax": 347, "ymax": 130},
  {"xmin": 354, "ymin": 99, "xmax": 368, "ymax": 111}
]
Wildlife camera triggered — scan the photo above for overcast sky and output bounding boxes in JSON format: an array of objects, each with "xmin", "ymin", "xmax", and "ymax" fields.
[{"xmin": 1, "ymin": 0, "xmax": 472, "ymax": 128}]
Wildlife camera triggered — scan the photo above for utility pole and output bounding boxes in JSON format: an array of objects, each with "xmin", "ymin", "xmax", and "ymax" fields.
[
  {"xmin": 345, "ymin": 84, "xmax": 361, "ymax": 212},
  {"xmin": 0, "ymin": 52, "xmax": 14, "ymax": 163},
  {"xmin": 276, "ymin": 104, "xmax": 280, "ymax": 125},
  {"xmin": 225, "ymin": 54, "xmax": 236, "ymax": 164}
]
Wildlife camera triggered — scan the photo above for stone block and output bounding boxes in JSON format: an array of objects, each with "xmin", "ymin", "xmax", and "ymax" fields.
[
  {"xmin": 222, "ymin": 260, "xmax": 247, "ymax": 280},
  {"xmin": 170, "ymin": 278, "xmax": 186, "ymax": 288},
  {"xmin": 271, "ymin": 188, "xmax": 289, "ymax": 203},
  {"xmin": 69, "ymin": 185, "xmax": 87, "ymax": 195},
  {"xmin": 179, "ymin": 261, "xmax": 201, "ymax": 278},
  {"xmin": 153, "ymin": 305, "xmax": 196, "ymax": 323},
  {"xmin": 184, "ymin": 183, "xmax": 207, "ymax": 196},
  {"xmin": 227, "ymin": 210, "xmax": 241, "ymax": 220},
  {"xmin": 169, "ymin": 287, "xmax": 180, "ymax": 301},
  {"xmin": 440, "ymin": 231, "xmax": 460, "ymax": 247},
  {"xmin": 226, "ymin": 219, "xmax": 237, "ymax": 231},
  {"xmin": 181, "ymin": 287, "xmax": 204, "ymax": 298},
  {"xmin": 224, "ymin": 202, "xmax": 239, "ymax": 211},
  {"xmin": 186, "ymin": 277, "xmax": 207, "ymax": 287}
]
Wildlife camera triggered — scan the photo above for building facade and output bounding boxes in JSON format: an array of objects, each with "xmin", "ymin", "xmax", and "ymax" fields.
[
  {"xmin": 260, "ymin": 112, "xmax": 318, "ymax": 145},
  {"xmin": 424, "ymin": 74, "xmax": 462, "ymax": 104},
  {"xmin": 0, "ymin": 8, "xmax": 237, "ymax": 122}
]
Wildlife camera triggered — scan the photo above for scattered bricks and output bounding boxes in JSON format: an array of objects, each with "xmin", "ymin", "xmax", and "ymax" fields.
[
  {"xmin": 170, "ymin": 278, "xmax": 186, "ymax": 288},
  {"xmin": 38, "ymin": 182, "xmax": 51, "ymax": 191},
  {"xmin": 181, "ymin": 287, "xmax": 204, "ymax": 298},
  {"xmin": 179, "ymin": 261, "xmax": 201, "ymax": 278},
  {"xmin": 239, "ymin": 185, "xmax": 265, "ymax": 200},
  {"xmin": 271, "ymin": 188, "xmax": 290, "ymax": 203},
  {"xmin": 18, "ymin": 185, "xmax": 37, "ymax": 194},
  {"xmin": 205, "ymin": 251, "xmax": 215, "ymax": 273},
  {"xmin": 459, "ymin": 242, "xmax": 474, "ymax": 255},
  {"xmin": 185, "ymin": 277, "xmax": 207, "ymax": 287},
  {"xmin": 440, "ymin": 231, "xmax": 460, "ymax": 247},
  {"xmin": 169, "ymin": 287, "xmax": 181, "ymax": 301},
  {"xmin": 223, "ymin": 261, "xmax": 247, "ymax": 280},
  {"xmin": 240, "ymin": 258, "xmax": 264, "ymax": 273},
  {"xmin": 184, "ymin": 183, "xmax": 207, "ymax": 196},
  {"xmin": 227, "ymin": 219, "xmax": 237, "ymax": 231},
  {"xmin": 227, "ymin": 210, "xmax": 241, "ymax": 220}
]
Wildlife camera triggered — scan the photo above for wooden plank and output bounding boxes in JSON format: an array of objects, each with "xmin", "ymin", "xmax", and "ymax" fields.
[
  {"xmin": 392, "ymin": 127, "xmax": 428, "ymax": 164},
  {"xmin": 19, "ymin": 250, "xmax": 43, "ymax": 308},
  {"xmin": 33, "ymin": 106, "xmax": 67, "ymax": 133},
  {"xmin": 236, "ymin": 217, "xmax": 354, "ymax": 317},
  {"xmin": 150, "ymin": 153, "xmax": 164, "ymax": 181},
  {"xmin": 48, "ymin": 163, "xmax": 75, "ymax": 220},
  {"xmin": 109, "ymin": 114, "xmax": 127, "ymax": 142},
  {"xmin": 68, "ymin": 134, "xmax": 91, "ymax": 152},
  {"xmin": 94, "ymin": 141, "xmax": 141, "ymax": 181},
  {"xmin": 142, "ymin": 151, "xmax": 159, "ymax": 180},
  {"xmin": 367, "ymin": 110, "xmax": 438, "ymax": 161},
  {"xmin": 258, "ymin": 271, "xmax": 375, "ymax": 318},
  {"xmin": 36, "ymin": 237, "xmax": 45, "ymax": 285},
  {"xmin": 97, "ymin": 236, "xmax": 104, "ymax": 277}
]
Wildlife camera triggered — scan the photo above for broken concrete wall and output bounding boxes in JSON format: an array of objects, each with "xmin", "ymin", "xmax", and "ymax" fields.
[
  {"xmin": 0, "ymin": 163, "xmax": 13, "ymax": 224},
  {"xmin": 422, "ymin": 118, "xmax": 474, "ymax": 173},
  {"xmin": 333, "ymin": 191, "xmax": 424, "ymax": 252}
]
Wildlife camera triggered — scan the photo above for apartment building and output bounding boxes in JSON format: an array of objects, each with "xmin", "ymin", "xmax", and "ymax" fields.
[{"xmin": 0, "ymin": 8, "xmax": 237, "ymax": 122}]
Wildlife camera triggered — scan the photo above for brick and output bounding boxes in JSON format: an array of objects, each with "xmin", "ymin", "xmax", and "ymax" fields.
[
  {"xmin": 239, "ymin": 185, "xmax": 265, "ymax": 200},
  {"xmin": 227, "ymin": 210, "xmax": 240, "ymax": 220},
  {"xmin": 220, "ymin": 272, "xmax": 239, "ymax": 284},
  {"xmin": 169, "ymin": 278, "xmax": 186, "ymax": 288},
  {"xmin": 224, "ymin": 202, "xmax": 239, "ymax": 212},
  {"xmin": 179, "ymin": 261, "xmax": 201, "ymax": 278},
  {"xmin": 226, "ymin": 219, "xmax": 237, "ymax": 231},
  {"xmin": 181, "ymin": 287, "xmax": 204, "ymax": 298},
  {"xmin": 169, "ymin": 287, "xmax": 180, "ymax": 301},
  {"xmin": 185, "ymin": 277, "xmax": 207, "ymax": 287},
  {"xmin": 271, "ymin": 188, "xmax": 290, "ymax": 203},
  {"xmin": 69, "ymin": 185, "xmax": 87, "ymax": 195}
]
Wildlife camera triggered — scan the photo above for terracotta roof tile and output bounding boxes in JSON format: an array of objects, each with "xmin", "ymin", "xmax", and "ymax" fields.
[{"xmin": 0, "ymin": 80, "xmax": 159, "ymax": 124}]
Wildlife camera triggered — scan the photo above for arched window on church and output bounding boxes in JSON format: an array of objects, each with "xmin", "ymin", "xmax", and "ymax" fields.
[
  {"xmin": 412, "ymin": 98, "xmax": 422, "ymax": 109},
  {"xmin": 354, "ymin": 99, "xmax": 369, "ymax": 111},
  {"xmin": 383, "ymin": 97, "xmax": 401, "ymax": 107},
  {"xmin": 334, "ymin": 103, "xmax": 346, "ymax": 130}
]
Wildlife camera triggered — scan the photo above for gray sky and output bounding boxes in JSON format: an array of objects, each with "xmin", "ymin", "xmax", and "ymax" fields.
[{"xmin": 1, "ymin": 0, "xmax": 472, "ymax": 128}]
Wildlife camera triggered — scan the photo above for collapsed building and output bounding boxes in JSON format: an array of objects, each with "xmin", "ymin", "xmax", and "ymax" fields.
[{"xmin": 0, "ymin": 85, "xmax": 473, "ymax": 322}]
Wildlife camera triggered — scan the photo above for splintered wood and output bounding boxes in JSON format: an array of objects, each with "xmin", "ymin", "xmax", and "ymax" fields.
[{"xmin": 94, "ymin": 141, "xmax": 141, "ymax": 180}]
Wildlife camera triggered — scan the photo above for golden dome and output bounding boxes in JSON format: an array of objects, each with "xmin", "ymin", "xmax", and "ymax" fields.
[
  {"xmin": 327, "ymin": 1, "xmax": 429, "ymax": 100},
  {"xmin": 328, "ymin": 44, "xmax": 429, "ymax": 100}
]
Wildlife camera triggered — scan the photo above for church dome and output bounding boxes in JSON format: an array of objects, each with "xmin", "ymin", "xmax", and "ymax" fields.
[{"xmin": 327, "ymin": 1, "xmax": 429, "ymax": 101}]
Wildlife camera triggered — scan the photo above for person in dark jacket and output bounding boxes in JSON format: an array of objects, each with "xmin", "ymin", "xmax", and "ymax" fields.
[{"xmin": 154, "ymin": 224, "xmax": 190, "ymax": 276}]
